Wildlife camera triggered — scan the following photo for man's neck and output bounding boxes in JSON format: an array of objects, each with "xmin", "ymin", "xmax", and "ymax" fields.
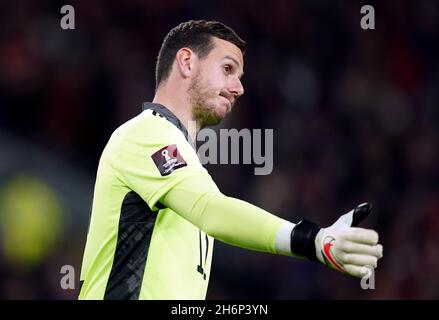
[{"xmin": 153, "ymin": 89, "xmax": 198, "ymax": 142}]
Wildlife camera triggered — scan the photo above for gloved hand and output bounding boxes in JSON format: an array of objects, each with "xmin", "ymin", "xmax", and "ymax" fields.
[
  {"xmin": 314, "ymin": 203, "xmax": 383, "ymax": 278},
  {"xmin": 290, "ymin": 203, "xmax": 383, "ymax": 278}
]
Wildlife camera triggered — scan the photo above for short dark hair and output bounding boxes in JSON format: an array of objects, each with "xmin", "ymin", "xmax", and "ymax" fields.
[{"xmin": 155, "ymin": 20, "xmax": 246, "ymax": 89}]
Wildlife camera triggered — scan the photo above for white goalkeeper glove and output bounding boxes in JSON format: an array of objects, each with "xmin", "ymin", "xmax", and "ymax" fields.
[{"xmin": 290, "ymin": 203, "xmax": 383, "ymax": 278}]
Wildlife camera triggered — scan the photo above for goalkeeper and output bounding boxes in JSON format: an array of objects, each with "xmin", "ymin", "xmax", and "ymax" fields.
[{"xmin": 79, "ymin": 20, "xmax": 383, "ymax": 300}]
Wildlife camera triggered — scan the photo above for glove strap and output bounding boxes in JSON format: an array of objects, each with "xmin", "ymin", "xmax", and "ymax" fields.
[{"xmin": 290, "ymin": 219, "xmax": 320, "ymax": 261}]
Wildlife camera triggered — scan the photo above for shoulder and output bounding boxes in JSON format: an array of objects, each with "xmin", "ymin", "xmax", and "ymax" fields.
[
  {"xmin": 104, "ymin": 110, "xmax": 197, "ymax": 164},
  {"xmin": 108, "ymin": 110, "xmax": 189, "ymax": 149},
  {"xmin": 115, "ymin": 110, "xmax": 181, "ymax": 140}
]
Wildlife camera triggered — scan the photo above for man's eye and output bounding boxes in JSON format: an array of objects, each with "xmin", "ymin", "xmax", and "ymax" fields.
[{"xmin": 223, "ymin": 65, "xmax": 232, "ymax": 73}]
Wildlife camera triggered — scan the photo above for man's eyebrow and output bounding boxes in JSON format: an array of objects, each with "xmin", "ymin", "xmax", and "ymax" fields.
[{"xmin": 223, "ymin": 55, "xmax": 244, "ymax": 79}]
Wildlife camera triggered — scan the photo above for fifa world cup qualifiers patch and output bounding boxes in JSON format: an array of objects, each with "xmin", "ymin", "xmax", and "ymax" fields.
[{"xmin": 151, "ymin": 144, "xmax": 187, "ymax": 176}]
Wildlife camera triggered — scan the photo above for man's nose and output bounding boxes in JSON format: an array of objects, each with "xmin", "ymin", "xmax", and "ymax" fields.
[{"xmin": 229, "ymin": 78, "xmax": 244, "ymax": 99}]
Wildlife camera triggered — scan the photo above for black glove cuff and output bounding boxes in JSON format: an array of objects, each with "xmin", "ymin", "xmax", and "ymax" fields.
[{"xmin": 290, "ymin": 219, "xmax": 320, "ymax": 261}]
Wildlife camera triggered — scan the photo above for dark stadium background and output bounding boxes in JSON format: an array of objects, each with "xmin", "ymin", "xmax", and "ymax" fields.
[{"xmin": 0, "ymin": 0, "xmax": 438, "ymax": 299}]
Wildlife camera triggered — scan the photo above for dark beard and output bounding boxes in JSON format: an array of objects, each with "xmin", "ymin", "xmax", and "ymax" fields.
[{"xmin": 188, "ymin": 75, "xmax": 222, "ymax": 129}]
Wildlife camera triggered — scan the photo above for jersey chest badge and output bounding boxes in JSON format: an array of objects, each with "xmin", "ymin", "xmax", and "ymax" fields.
[{"xmin": 151, "ymin": 144, "xmax": 187, "ymax": 176}]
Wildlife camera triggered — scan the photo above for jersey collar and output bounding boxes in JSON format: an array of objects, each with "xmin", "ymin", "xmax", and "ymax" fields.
[{"xmin": 141, "ymin": 102, "xmax": 195, "ymax": 149}]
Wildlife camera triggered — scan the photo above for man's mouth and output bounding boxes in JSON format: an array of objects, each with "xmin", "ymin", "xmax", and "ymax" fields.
[{"xmin": 220, "ymin": 95, "xmax": 232, "ymax": 111}]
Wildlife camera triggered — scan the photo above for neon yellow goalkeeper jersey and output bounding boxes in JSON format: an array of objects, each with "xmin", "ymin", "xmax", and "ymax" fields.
[{"xmin": 79, "ymin": 103, "xmax": 219, "ymax": 300}]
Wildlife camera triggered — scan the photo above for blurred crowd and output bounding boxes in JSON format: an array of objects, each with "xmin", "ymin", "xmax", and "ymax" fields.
[{"xmin": 0, "ymin": 0, "xmax": 438, "ymax": 299}]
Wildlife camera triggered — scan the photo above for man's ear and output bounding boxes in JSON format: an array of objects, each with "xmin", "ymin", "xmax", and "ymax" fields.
[{"xmin": 175, "ymin": 47, "xmax": 197, "ymax": 78}]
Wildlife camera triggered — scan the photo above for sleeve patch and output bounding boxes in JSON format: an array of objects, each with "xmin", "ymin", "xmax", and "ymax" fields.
[{"xmin": 151, "ymin": 144, "xmax": 188, "ymax": 176}]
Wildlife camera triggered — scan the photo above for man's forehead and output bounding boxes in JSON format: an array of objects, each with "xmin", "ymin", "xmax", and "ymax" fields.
[{"xmin": 210, "ymin": 37, "xmax": 244, "ymax": 68}]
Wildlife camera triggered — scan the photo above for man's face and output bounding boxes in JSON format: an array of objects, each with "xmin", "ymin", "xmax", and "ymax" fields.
[{"xmin": 188, "ymin": 37, "xmax": 244, "ymax": 128}]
